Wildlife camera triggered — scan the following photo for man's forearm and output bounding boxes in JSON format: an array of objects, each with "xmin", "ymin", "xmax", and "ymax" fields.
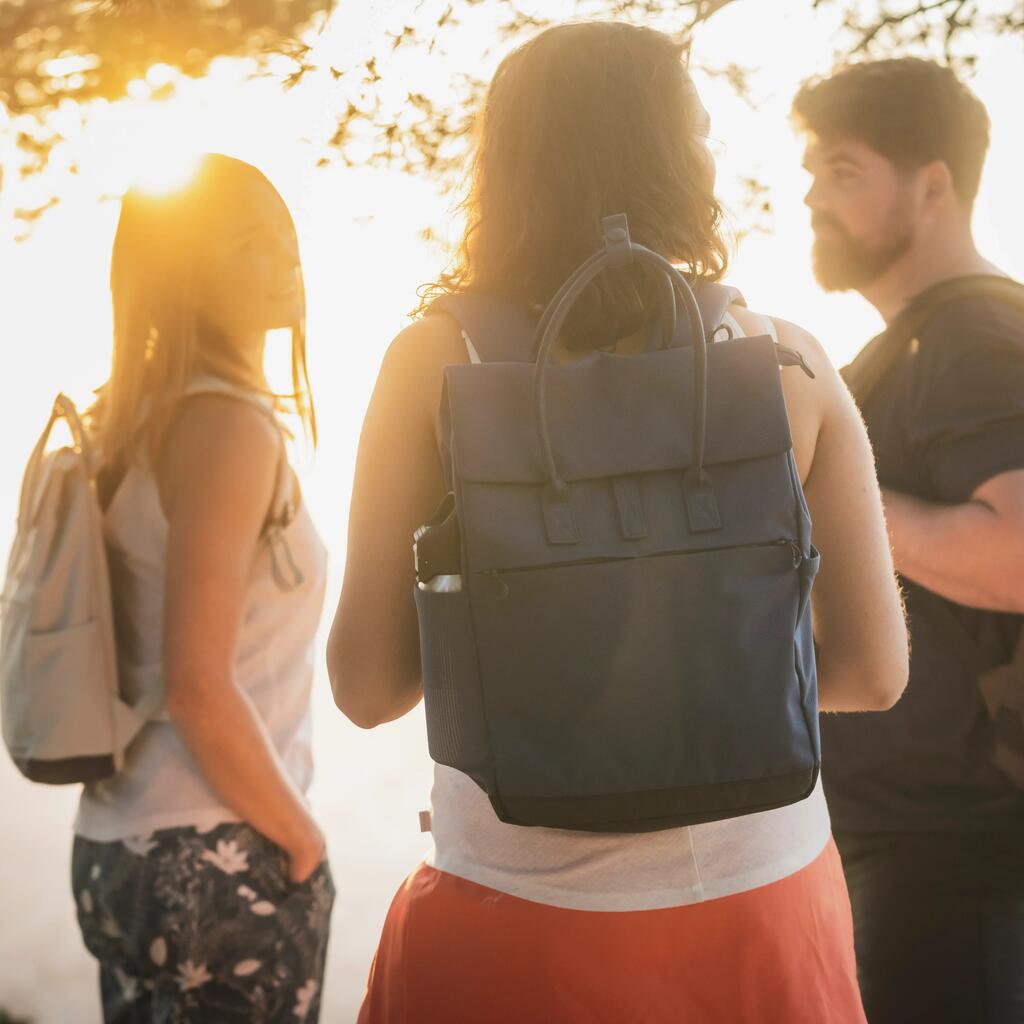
[{"xmin": 882, "ymin": 487, "xmax": 1024, "ymax": 612}]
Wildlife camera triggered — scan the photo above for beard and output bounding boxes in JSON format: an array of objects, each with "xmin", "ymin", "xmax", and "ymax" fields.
[{"xmin": 811, "ymin": 212, "xmax": 914, "ymax": 292}]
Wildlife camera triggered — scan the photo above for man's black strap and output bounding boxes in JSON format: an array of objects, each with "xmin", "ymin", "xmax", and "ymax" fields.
[{"xmin": 841, "ymin": 275, "xmax": 1024, "ymax": 406}]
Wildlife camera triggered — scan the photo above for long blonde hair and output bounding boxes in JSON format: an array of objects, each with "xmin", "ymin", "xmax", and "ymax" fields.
[{"xmin": 91, "ymin": 153, "xmax": 316, "ymax": 466}]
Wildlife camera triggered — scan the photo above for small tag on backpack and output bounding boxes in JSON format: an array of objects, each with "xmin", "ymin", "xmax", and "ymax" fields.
[{"xmin": 419, "ymin": 810, "xmax": 432, "ymax": 833}]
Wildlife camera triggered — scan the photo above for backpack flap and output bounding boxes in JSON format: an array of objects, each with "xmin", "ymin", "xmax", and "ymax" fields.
[{"xmin": 444, "ymin": 338, "xmax": 795, "ymax": 571}]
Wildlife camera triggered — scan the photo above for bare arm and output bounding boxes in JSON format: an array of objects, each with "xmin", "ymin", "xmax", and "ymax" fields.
[
  {"xmin": 328, "ymin": 317, "xmax": 462, "ymax": 728},
  {"xmin": 882, "ymin": 470, "xmax": 1024, "ymax": 612},
  {"xmin": 159, "ymin": 395, "xmax": 324, "ymax": 882},
  {"xmin": 773, "ymin": 318, "xmax": 909, "ymax": 712}
]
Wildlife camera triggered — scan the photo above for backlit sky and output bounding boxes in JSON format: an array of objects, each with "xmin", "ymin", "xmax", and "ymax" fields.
[{"xmin": 3, "ymin": 5, "xmax": 1022, "ymax": 515}]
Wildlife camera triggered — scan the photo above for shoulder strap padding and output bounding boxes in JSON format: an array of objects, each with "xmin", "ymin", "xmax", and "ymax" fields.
[
  {"xmin": 430, "ymin": 283, "xmax": 748, "ymax": 364},
  {"xmin": 18, "ymin": 394, "xmax": 94, "ymax": 528},
  {"xmin": 429, "ymin": 293, "xmax": 538, "ymax": 364},
  {"xmin": 692, "ymin": 284, "xmax": 746, "ymax": 344}
]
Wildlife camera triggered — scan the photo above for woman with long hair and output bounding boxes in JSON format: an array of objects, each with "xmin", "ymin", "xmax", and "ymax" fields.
[
  {"xmin": 72, "ymin": 153, "xmax": 333, "ymax": 1022},
  {"xmin": 330, "ymin": 22, "xmax": 907, "ymax": 1023}
]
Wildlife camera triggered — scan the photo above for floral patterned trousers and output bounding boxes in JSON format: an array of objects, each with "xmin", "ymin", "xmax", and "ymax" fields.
[{"xmin": 71, "ymin": 822, "xmax": 335, "ymax": 1023}]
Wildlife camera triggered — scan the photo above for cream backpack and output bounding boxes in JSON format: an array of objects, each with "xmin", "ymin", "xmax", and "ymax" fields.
[
  {"xmin": 0, "ymin": 394, "xmax": 146, "ymax": 783},
  {"xmin": 2, "ymin": 386, "xmax": 302, "ymax": 784}
]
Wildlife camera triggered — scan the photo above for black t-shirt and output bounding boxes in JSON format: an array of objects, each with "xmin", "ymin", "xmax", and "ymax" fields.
[{"xmin": 822, "ymin": 292, "xmax": 1024, "ymax": 832}]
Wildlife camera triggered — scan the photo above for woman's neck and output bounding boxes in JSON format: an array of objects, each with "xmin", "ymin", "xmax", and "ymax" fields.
[{"xmin": 197, "ymin": 331, "xmax": 269, "ymax": 391}]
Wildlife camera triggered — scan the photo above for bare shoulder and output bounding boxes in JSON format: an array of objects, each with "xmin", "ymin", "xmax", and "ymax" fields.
[
  {"xmin": 732, "ymin": 305, "xmax": 851, "ymax": 412},
  {"xmin": 371, "ymin": 313, "xmax": 468, "ymax": 423},
  {"xmin": 767, "ymin": 315, "xmax": 837, "ymax": 383},
  {"xmin": 731, "ymin": 307, "xmax": 844, "ymax": 481},
  {"xmin": 729, "ymin": 306, "xmax": 831, "ymax": 379},
  {"xmin": 164, "ymin": 392, "xmax": 280, "ymax": 466},
  {"xmin": 381, "ymin": 313, "xmax": 467, "ymax": 377},
  {"xmin": 156, "ymin": 392, "xmax": 280, "ymax": 519}
]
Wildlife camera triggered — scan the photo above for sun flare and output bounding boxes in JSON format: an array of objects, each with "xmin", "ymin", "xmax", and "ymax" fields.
[{"xmin": 129, "ymin": 146, "xmax": 203, "ymax": 197}]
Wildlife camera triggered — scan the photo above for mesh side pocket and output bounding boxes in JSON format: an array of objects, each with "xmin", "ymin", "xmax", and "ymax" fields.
[
  {"xmin": 794, "ymin": 547, "xmax": 822, "ymax": 766},
  {"xmin": 427, "ymin": 618, "xmax": 463, "ymax": 764},
  {"xmin": 414, "ymin": 585, "xmax": 494, "ymax": 793}
]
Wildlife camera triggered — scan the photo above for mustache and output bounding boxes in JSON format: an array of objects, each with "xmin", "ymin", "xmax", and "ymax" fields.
[{"xmin": 811, "ymin": 213, "xmax": 850, "ymax": 236}]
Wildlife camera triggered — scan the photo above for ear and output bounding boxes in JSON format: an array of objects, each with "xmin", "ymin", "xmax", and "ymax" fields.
[{"xmin": 921, "ymin": 159, "xmax": 955, "ymax": 208}]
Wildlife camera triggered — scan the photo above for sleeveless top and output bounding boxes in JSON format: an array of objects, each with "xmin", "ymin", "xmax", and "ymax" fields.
[
  {"xmin": 427, "ymin": 306, "xmax": 833, "ymax": 911},
  {"xmin": 75, "ymin": 376, "xmax": 328, "ymax": 841}
]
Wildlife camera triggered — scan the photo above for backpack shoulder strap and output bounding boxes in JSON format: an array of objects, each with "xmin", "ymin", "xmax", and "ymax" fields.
[
  {"xmin": 19, "ymin": 394, "xmax": 91, "ymax": 528},
  {"xmin": 429, "ymin": 293, "xmax": 538, "ymax": 363},
  {"xmin": 432, "ymin": 283, "xmax": 751, "ymax": 363},
  {"xmin": 842, "ymin": 275, "xmax": 1024, "ymax": 405},
  {"xmin": 689, "ymin": 283, "xmax": 746, "ymax": 343},
  {"xmin": 716, "ymin": 300, "xmax": 816, "ymax": 379}
]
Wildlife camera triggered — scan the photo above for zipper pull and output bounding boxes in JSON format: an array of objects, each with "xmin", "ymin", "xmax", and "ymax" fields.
[{"xmin": 775, "ymin": 344, "xmax": 816, "ymax": 379}]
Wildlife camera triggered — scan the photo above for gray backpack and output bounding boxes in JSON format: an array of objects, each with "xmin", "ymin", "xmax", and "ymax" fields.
[
  {"xmin": 1, "ymin": 395, "xmax": 145, "ymax": 783},
  {"xmin": 1, "ymin": 383, "xmax": 300, "ymax": 785},
  {"xmin": 414, "ymin": 215, "xmax": 822, "ymax": 833}
]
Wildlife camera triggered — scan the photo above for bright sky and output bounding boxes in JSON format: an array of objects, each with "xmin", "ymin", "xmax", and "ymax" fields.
[
  {"xmin": 3, "ymin": 3, "xmax": 1022, "ymax": 462},
  {"xmin": 2, "ymin": 6, "xmax": 1022, "ymax": 503},
  {"xmin": 1, "ymin": 4, "xmax": 1022, "ymax": 1018}
]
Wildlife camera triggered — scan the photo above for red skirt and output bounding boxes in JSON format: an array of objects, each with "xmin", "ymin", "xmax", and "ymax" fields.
[{"xmin": 358, "ymin": 838, "xmax": 865, "ymax": 1023}]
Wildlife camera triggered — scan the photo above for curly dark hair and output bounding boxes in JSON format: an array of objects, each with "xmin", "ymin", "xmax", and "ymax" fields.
[
  {"xmin": 792, "ymin": 58, "xmax": 990, "ymax": 209},
  {"xmin": 419, "ymin": 21, "xmax": 730, "ymax": 353}
]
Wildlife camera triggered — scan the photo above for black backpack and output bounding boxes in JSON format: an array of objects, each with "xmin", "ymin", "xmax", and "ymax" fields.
[{"xmin": 414, "ymin": 214, "xmax": 821, "ymax": 833}]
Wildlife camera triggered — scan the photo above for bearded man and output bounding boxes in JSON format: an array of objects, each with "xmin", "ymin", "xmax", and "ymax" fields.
[{"xmin": 793, "ymin": 59, "xmax": 1024, "ymax": 1024}]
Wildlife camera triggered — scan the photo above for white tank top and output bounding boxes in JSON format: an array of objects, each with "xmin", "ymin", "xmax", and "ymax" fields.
[
  {"xmin": 75, "ymin": 378, "xmax": 327, "ymax": 841},
  {"xmin": 427, "ymin": 306, "xmax": 832, "ymax": 911}
]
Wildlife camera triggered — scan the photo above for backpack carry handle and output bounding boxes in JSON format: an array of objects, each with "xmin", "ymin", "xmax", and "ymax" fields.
[
  {"xmin": 528, "ymin": 220, "xmax": 679, "ymax": 363},
  {"xmin": 532, "ymin": 215, "xmax": 719, "ymax": 544},
  {"xmin": 605, "ymin": 212, "xmax": 680, "ymax": 354}
]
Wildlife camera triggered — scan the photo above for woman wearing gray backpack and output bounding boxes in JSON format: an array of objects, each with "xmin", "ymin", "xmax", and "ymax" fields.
[
  {"xmin": 330, "ymin": 21, "xmax": 908, "ymax": 1024},
  {"xmin": 69, "ymin": 154, "xmax": 333, "ymax": 1021}
]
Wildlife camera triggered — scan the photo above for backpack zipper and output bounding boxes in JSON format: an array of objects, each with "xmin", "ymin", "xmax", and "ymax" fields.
[{"xmin": 479, "ymin": 538, "xmax": 803, "ymax": 587}]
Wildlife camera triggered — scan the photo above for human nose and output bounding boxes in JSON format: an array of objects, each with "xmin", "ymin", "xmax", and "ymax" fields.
[{"xmin": 803, "ymin": 177, "xmax": 822, "ymax": 212}]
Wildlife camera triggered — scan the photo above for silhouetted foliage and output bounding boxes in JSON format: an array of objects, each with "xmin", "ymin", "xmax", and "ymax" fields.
[
  {"xmin": 819, "ymin": 0, "xmax": 1023, "ymax": 64},
  {"xmin": 309, "ymin": 0, "xmax": 1019, "ymax": 174},
  {"xmin": 1, "ymin": 0, "xmax": 334, "ymax": 229},
  {"xmin": 1, "ymin": 0, "xmax": 333, "ymax": 119},
  {"xmin": 1, "ymin": 0, "xmax": 1020, "ymax": 232}
]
